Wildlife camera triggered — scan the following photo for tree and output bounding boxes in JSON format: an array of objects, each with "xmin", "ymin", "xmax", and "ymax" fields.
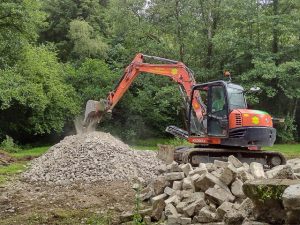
[
  {"xmin": 69, "ymin": 20, "xmax": 108, "ymax": 60},
  {"xmin": 40, "ymin": 0, "xmax": 108, "ymax": 61},
  {"xmin": 0, "ymin": 0, "xmax": 46, "ymax": 68},
  {"xmin": 0, "ymin": 45, "xmax": 80, "ymax": 141}
]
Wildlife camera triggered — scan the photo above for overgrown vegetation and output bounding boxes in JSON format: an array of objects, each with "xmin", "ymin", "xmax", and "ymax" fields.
[
  {"xmin": 133, "ymin": 187, "xmax": 145, "ymax": 225},
  {"xmin": 0, "ymin": 0, "xmax": 300, "ymax": 144},
  {"xmin": 0, "ymin": 136, "xmax": 20, "ymax": 153}
]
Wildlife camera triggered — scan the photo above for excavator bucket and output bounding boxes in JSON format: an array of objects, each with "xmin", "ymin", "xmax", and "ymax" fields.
[{"xmin": 84, "ymin": 99, "xmax": 107, "ymax": 125}]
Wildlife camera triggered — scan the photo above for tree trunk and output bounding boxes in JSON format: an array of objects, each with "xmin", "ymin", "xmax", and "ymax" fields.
[
  {"xmin": 292, "ymin": 98, "xmax": 298, "ymax": 121},
  {"xmin": 175, "ymin": 0, "xmax": 184, "ymax": 62},
  {"xmin": 272, "ymin": 0, "xmax": 279, "ymax": 64}
]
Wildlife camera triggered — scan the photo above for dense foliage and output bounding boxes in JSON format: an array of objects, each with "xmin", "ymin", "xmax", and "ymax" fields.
[{"xmin": 0, "ymin": 0, "xmax": 299, "ymax": 143}]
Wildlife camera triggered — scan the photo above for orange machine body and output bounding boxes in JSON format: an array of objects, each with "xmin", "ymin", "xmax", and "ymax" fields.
[{"xmin": 229, "ymin": 109, "xmax": 273, "ymax": 129}]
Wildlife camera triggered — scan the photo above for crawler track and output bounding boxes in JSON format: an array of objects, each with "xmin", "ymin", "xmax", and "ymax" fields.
[{"xmin": 174, "ymin": 146, "xmax": 286, "ymax": 169}]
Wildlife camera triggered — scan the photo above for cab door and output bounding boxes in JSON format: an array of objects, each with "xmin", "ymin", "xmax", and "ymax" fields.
[{"xmin": 207, "ymin": 85, "xmax": 229, "ymax": 137}]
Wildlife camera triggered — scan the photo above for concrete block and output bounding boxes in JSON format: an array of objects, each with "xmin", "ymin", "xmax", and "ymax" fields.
[
  {"xmin": 176, "ymin": 201, "xmax": 188, "ymax": 213},
  {"xmin": 189, "ymin": 167, "xmax": 207, "ymax": 176},
  {"xmin": 228, "ymin": 155, "xmax": 243, "ymax": 168},
  {"xmin": 151, "ymin": 196, "xmax": 166, "ymax": 221},
  {"xmin": 173, "ymin": 181, "xmax": 182, "ymax": 190},
  {"xmin": 250, "ymin": 162, "xmax": 266, "ymax": 179},
  {"xmin": 266, "ymin": 165, "xmax": 295, "ymax": 179},
  {"xmin": 164, "ymin": 186, "xmax": 175, "ymax": 196},
  {"xmin": 194, "ymin": 173, "xmax": 230, "ymax": 192},
  {"xmin": 165, "ymin": 203, "xmax": 178, "ymax": 216},
  {"xmin": 165, "ymin": 195, "xmax": 180, "ymax": 205},
  {"xmin": 196, "ymin": 206, "xmax": 217, "ymax": 223},
  {"xmin": 182, "ymin": 177, "xmax": 195, "ymax": 191},
  {"xmin": 166, "ymin": 161, "xmax": 181, "ymax": 172},
  {"xmin": 231, "ymin": 179, "xmax": 245, "ymax": 198},
  {"xmin": 152, "ymin": 176, "xmax": 170, "ymax": 195},
  {"xmin": 165, "ymin": 172, "xmax": 185, "ymax": 181},
  {"xmin": 180, "ymin": 163, "xmax": 193, "ymax": 176},
  {"xmin": 214, "ymin": 160, "xmax": 229, "ymax": 168},
  {"xmin": 205, "ymin": 187, "xmax": 235, "ymax": 205},
  {"xmin": 219, "ymin": 164, "xmax": 237, "ymax": 186},
  {"xmin": 216, "ymin": 201, "xmax": 234, "ymax": 219}
]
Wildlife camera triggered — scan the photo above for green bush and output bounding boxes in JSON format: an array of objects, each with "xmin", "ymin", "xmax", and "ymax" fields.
[
  {"xmin": 277, "ymin": 116, "xmax": 297, "ymax": 143},
  {"xmin": 1, "ymin": 135, "xmax": 21, "ymax": 153}
]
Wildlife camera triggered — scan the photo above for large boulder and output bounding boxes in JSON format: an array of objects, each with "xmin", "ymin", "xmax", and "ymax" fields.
[
  {"xmin": 243, "ymin": 179, "xmax": 300, "ymax": 224},
  {"xmin": 282, "ymin": 184, "xmax": 300, "ymax": 210},
  {"xmin": 282, "ymin": 184, "xmax": 300, "ymax": 224}
]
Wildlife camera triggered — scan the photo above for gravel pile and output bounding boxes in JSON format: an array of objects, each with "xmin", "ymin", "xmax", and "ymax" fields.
[{"xmin": 22, "ymin": 132, "xmax": 163, "ymax": 185}]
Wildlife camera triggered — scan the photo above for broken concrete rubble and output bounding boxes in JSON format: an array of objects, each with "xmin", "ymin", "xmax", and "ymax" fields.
[
  {"xmin": 182, "ymin": 177, "xmax": 195, "ymax": 191},
  {"xmin": 173, "ymin": 181, "xmax": 182, "ymax": 190},
  {"xmin": 205, "ymin": 187, "xmax": 235, "ymax": 205},
  {"xmin": 130, "ymin": 157, "xmax": 300, "ymax": 225},
  {"xmin": 180, "ymin": 163, "xmax": 193, "ymax": 176},
  {"xmin": 228, "ymin": 155, "xmax": 243, "ymax": 168},
  {"xmin": 282, "ymin": 184, "xmax": 300, "ymax": 224},
  {"xmin": 194, "ymin": 173, "xmax": 230, "ymax": 193},
  {"xmin": 219, "ymin": 165, "xmax": 237, "ymax": 185},
  {"xmin": 216, "ymin": 201, "xmax": 234, "ymax": 219},
  {"xmin": 151, "ymin": 176, "xmax": 170, "ymax": 195},
  {"xmin": 266, "ymin": 164, "xmax": 295, "ymax": 179},
  {"xmin": 231, "ymin": 179, "xmax": 245, "ymax": 198},
  {"xmin": 165, "ymin": 203, "xmax": 178, "ymax": 216},
  {"xmin": 164, "ymin": 186, "xmax": 175, "ymax": 196},
  {"xmin": 214, "ymin": 160, "xmax": 229, "ymax": 168},
  {"xmin": 249, "ymin": 162, "xmax": 266, "ymax": 179},
  {"xmin": 196, "ymin": 206, "xmax": 217, "ymax": 223},
  {"xmin": 243, "ymin": 179, "xmax": 300, "ymax": 224},
  {"xmin": 165, "ymin": 172, "xmax": 185, "ymax": 181}
]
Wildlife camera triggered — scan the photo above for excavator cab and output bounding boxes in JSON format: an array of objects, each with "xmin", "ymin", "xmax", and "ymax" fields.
[
  {"xmin": 189, "ymin": 81, "xmax": 231, "ymax": 137},
  {"xmin": 188, "ymin": 80, "xmax": 277, "ymax": 149}
]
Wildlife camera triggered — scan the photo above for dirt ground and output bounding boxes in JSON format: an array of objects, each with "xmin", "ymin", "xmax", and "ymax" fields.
[
  {"xmin": 0, "ymin": 151, "xmax": 15, "ymax": 166},
  {"xmin": 0, "ymin": 179, "xmax": 136, "ymax": 225}
]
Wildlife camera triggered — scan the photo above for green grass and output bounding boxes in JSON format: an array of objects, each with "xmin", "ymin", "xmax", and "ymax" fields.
[
  {"xmin": 131, "ymin": 138, "xmax": 191, "ymax": 150},
  {"xmin": 11, "ymin": 146, "xmax": 50, "ymax": 159},
  {"xmin": 0, "ymin": 162, "xmax": 27, "ymax": 185},
  {"xmin": 0, "ymin": 146, "xmax": 49, "ymax": 185},
  {"xmin": 264, "ymin": 144, "xmax": 300, "ymax": 158}
]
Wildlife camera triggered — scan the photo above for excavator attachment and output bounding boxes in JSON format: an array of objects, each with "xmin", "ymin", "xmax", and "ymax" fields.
[{"xmin": 84, "ymin": 99, "xmax": 107, "ymax": 125}]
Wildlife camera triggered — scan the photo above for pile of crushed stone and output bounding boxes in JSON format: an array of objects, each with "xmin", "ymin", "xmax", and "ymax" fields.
[{"xmin": 22, "ymin": 132, "xmax": 163, "ymax": 185}]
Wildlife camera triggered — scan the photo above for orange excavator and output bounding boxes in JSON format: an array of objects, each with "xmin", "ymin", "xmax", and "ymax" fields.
[{"xmin": 84, "ymin": 53, "xmax": 285, "ymax": 168}]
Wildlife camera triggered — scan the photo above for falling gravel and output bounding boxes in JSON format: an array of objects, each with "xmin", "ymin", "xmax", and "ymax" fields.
[{"xmin": 22, "ymin": 132, "xmax": 163, "ymax": 185}]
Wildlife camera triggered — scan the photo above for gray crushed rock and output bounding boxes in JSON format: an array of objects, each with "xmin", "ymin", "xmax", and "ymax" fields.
[{"xmin": 22, "ymin": 132, "xmax": 163, "ymax": 185}]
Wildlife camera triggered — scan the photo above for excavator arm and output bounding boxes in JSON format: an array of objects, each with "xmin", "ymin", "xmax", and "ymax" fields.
[{"xmin": 84, "ymin": 53, "xmax": 206, "ymax": 126}]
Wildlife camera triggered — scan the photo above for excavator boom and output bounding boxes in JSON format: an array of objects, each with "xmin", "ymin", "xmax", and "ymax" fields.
[{"xmin": 84, "ymin": 53, "xmax": 205, "ymax": 125}]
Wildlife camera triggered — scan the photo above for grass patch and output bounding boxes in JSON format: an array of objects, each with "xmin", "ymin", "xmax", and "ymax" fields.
[
  {"xmin": 264, "ymin": 144, "xmax": 300, "ymax": 158},
  {"xmin": 11, "ymin": 146, "xmax": 50, "ymax": 159},
  {"xmin": 0, "ymin": 162, "xmax": 27, "ymax": 185}
]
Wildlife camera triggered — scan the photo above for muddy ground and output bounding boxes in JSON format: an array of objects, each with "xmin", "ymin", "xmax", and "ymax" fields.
[{"xmin": 0, "ymin": 179, "xmax": 136, "ymax": 225}]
